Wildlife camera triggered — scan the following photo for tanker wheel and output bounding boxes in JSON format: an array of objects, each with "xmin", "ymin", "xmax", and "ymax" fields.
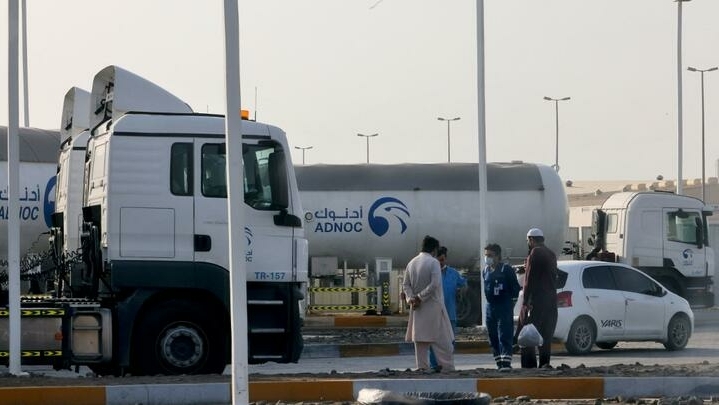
[
  {"xmin": 132, "ymin": 299, "xmax": 226, "ymax": 376},
  {"xmin": 456, "ymin": 287, "xmax": 480, "ymax": 327}
]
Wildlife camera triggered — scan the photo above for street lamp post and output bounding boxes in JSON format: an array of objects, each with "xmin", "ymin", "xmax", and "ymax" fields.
[
  {"xmin": 687, "ymin": 66, "xmax": 718, "ymax": 202},
  {"xmin": 437, "ymin": 116, "xmax": 460, "ymax": 163},
  {"xmin": 543, "ymin": 96, "xmax": 571, "ymax": 173},
  {"xmin": 676, "ymin": 0, "xmax": 692, "ymax": 195},
  {"xmin": 294, "ymin": 145, "xmax": 313, "ymax": 165},
  {"xmin": 357, "ymin": 133, "xmax": 378, "ymax": 164}
]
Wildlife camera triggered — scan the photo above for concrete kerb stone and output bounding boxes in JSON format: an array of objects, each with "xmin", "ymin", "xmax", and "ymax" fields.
[
  {"xmin": 304, "ymin": 314, "xmax": 409, "ymax": 328},
  {"xmin": 3, "ymin": 377, "xmax": 719, "ymax": 404}
]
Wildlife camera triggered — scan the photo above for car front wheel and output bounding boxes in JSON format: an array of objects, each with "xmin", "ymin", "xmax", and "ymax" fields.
[
  {"xmin": 565, "ymin": 317, "xmax": 595, "ymax": 355},
  {"xmin": 664, "ymin": 314, "xmax": 690, "ymax": 351}
]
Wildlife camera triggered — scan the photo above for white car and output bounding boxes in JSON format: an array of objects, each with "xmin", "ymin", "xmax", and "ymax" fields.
[{"xmin": 550, "ymin": 260, "xmax": 693, "ymax": 354}]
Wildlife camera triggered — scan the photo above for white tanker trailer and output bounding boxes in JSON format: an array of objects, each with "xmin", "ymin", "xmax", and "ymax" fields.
[
  {"xmin": 296, "ymin": 162, "xmax": 568, "ymax": 267},
  {"xmin": 0, "ymin": 127, "xmax": 58, "ymax": 283},
  {"xmin": 295, "ymin": 162, "xmax": 569, "ymax": 325}
]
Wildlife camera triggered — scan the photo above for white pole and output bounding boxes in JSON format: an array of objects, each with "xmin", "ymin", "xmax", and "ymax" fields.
[
  {"xmin": 475, "ymin": 0, "xmax": 488, "ymax": 327},
  {"xmin": 222, "ymin": 0, "xmax": 248, "ymax": 403},
  {"xmin": 676, "ymin": 0, "xmax": 685, "ymax": 195},
  {"xmin": 7, "ymin": 0, "xmax": 25, "ymax": 376},
  {"xmin": 21, "ymin": 0, "xmax": 28, "ymax": 127}
]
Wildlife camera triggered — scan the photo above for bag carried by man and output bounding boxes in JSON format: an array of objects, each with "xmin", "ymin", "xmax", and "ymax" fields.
[{"xmin": 517, "ymin": 323, "xmax": 543, "ymax": 347}]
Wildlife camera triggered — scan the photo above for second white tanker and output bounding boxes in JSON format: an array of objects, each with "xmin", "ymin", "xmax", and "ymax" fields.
[
  {"xmin": 296, "ymin": 162, "xmax": 569, "ymax": 269},
  {"xmin": 296, "ymin": 162, "xmax": 568, "ymax": 325}
]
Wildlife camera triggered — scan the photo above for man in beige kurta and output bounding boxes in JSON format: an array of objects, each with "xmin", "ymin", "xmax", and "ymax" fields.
[{"xmin": 402, "ymin": 235, "xmax": 455, "ymax": 372}]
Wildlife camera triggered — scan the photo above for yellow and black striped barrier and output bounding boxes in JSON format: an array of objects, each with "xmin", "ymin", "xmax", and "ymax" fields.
[
  {"xmin": 309, "ymin": 287, "xmax": 377, "ymax": 293},
  {"xmin": 0, "ymin": 308, "xmax": 65, "ymax": 317},
  {"xmin": 0, "ymin": 350, "xmax": 62, "ymax": 358},
  {"xmin": 308, "ymin": 286, "xmax": 382, "ymax": 313},
  {"xmin": 308, "ymin": 305, "xmax": 378, "ymax": 311}
]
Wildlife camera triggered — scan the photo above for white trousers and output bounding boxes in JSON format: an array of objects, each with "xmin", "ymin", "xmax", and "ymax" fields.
[{"xmin": 414, "ymin": 341, "xmax": 455, "ymax": 371}]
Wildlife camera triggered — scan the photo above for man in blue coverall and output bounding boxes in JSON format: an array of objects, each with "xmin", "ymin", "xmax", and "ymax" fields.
[
  {"xmin": 429, "ymin": 246, "xmax": 467, "ymax": 371},
  {"xmin": 483, "ymin": 243, "xmax": 521, "ymax": 370}
]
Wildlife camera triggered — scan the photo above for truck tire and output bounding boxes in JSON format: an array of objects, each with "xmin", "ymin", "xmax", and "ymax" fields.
[
  {"xmin": 565, "ymin": 316, "xmax": 595, "ymax": 355},
  {"xmin": 133, "ymin": 299, "xmax": 226, "ymax": 375},
  {"xmin": 663, "ymin": 314, "xmax": 690, "ymax": 351}
]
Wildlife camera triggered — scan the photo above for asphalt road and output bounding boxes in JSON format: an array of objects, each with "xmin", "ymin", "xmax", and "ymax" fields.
[{"xmin": 249, "ymin": 310, "xmax": 719, "ymax": 375}]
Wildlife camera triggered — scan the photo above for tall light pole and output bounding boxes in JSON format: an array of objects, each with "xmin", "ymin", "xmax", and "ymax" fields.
[
  {"xmin": 676, "ymin": 0, "xmax": 691, "ymax": 195},
  {"xmin": 357, "ymin": 133, "xmax": 378, "ymax": 164},
  {"xmin": 437, "ymin": 116, "xmax": 460, "ymax": 163},
  {"xmin": 543, "ymin": 96, "xmax": 571, "ymax": 172},
  {"xmin": 687, "ymin": 66, "xmax": 717, "ymax": 202},
  {"xmin": 294, "ymin": 145, "xmax": 313, "ymax": 165}
]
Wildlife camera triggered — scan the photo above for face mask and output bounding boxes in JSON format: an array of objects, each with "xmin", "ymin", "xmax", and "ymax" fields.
[{"xmin": 484, "ymin": 256, "xmax": 494, "ymax": 266}]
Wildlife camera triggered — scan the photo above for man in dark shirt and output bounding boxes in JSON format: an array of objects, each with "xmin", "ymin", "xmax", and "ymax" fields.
[{"xmin": 518, "ymin": 228, "xmax": 558, "ymax": 368}]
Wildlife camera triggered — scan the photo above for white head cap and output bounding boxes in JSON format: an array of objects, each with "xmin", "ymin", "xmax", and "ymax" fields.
[{"xmin": 527, "ymin": 228, "xmax": 544, "ymax": 238}]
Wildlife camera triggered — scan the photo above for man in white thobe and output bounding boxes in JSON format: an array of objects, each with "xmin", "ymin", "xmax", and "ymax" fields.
[{"xmin": 402, "ymin": 235, "xmax": 455, "ymax": 372}]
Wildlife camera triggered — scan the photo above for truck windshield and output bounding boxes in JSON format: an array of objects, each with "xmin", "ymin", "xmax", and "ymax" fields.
[
  {"xmin": 198, "ymin": 142, "xmax": 285, "ymax": 210},
  {"xmin": 666, "ymin": 210, "xmax": 701, "ymax": 245}
]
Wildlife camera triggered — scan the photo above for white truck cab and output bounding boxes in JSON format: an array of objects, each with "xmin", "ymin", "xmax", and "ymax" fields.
[
  {"xmin": 593, "ymin": 191, "xmax": 714, "ymax": 307},
  {"xmin": 63, "ymin": 65, "xmax": 307, "ymax": 375}
]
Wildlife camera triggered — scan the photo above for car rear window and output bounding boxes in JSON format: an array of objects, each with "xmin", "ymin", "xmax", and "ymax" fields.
[{"xmin": 556, "ymin": 269, "xmax": 568, "ymax": 289}]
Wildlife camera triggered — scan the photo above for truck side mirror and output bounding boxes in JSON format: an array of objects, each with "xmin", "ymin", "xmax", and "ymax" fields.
[
  {"xmin": 592, "ymin": 209, "xmax": 607, "ymax": 251},
  {"xmin": 695, "ymin": 217, "xmax": 703, "ymax": 249},
  {"xmin": 268, "ymin": 151, "xmax": 289, "ymax": 210}
]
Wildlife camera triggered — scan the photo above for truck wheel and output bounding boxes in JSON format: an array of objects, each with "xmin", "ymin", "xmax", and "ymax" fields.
[
  {"xmin": 664, "ymin": 314, "xmax": 690, "ymax": 351},
  {"xmin": 133, "ymin": 300, "xmax": 226, "ymax": 375},
  {"xmin": 456, "ymin": 287, "xmax": 480, "ymax": 327},
  {"xmin": 565, "ymin": 317, "xmax": 595, "ymax": 355}
]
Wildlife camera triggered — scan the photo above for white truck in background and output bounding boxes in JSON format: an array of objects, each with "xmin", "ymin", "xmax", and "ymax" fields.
[
  {"xmin": 1, "ymin": 65, "xmax": 308, "ymax": 376},
  {"xmin": 582, "ymin": 191, "xmax": 714, "ymax": 307},
  {"xmin": 50, "ymin": 87, "xmax": 91, "ymax": 293}
]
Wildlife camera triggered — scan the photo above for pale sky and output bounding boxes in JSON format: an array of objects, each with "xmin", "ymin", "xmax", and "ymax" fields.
[{"xmin": 1, "ymin": 0, "xmax": 719, "ymax": 181}]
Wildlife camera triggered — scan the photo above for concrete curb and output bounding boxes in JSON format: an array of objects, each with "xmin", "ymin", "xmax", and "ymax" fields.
[
  {"xmin": 2, "ymin": 377, "xmax": 719, "ymax": 404},
  {"xmin": 304, "ymin": 314, "xmax": 409, "ymax": 328}
]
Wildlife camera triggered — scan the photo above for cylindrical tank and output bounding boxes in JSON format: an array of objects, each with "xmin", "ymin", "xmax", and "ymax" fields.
[
  {"xmin": 296, "ymin": 162, "xmax": 568, "ymax": 269},
  {"xmin": 0, "ymin": 126, "xmax": 59, "ymax": 258}
]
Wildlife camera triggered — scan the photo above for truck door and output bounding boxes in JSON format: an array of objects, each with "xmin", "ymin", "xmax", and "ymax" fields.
[
  {"xmin": 239, "ymin": 141, "xmax": 296, "ymax": 282},
  {"xmin": 193, "ymin": 142, "xmax": 229, "ymax": 268},
  {"xmin": 663, "ymin": 209, "xmax": 706, "ymax": 281},
  {"xmin": 193, "ymin": 140, "xmax": 295, "ymax": 280}
]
